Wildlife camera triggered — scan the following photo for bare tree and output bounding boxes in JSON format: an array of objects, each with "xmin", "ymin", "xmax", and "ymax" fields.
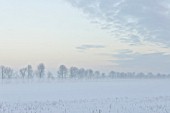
[
  {"xmin": 69, "ymin": 67, "xmax": 78, "ymax": 78},
  {"xmin": 94, "ymin": 71, "xmax": 100, "ymax": 79},
  {"xmin": 58, "ymin": 65, "xmax": 68, "ymax": 79},
  {"xmin": 27, "ymin": 65, "xmax": 33, "ymax": 79},
  {"xmin": 20, "ymin": 68, "xmax": 27, "ymax": 79},
  {"xmin": 109, "ymin": 71, "xmax": 116, "ymax": 79},
  {"xmin": 78, "ymin": 68, "xmax": 86, "ymax": 79},
  {"xmin": 4, "ymin": 67, "xmax": 13, "ymax": 79},
  {"xmin": 101, "ymin": 73, "xmax": 106, "ymax": 78},
  {"xmin": 87, "ymin": 69, "xmax": 94, "ymax": 79},
  {"xmin": 37, "ymin": 63, "xmax": 45, "ymax": 79},
  {"xmin": 0, "ymin": 66, "xmax": 5, "ymax": 79},
  {"xmin": 47, "ymin": 71, "xmax": 54, "ymax": 79}
]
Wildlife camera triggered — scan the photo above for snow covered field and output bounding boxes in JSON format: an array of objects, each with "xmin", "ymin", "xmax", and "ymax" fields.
[{"xmin": 0, "ymin": 79, "xmax": 170, "ymax": 113}]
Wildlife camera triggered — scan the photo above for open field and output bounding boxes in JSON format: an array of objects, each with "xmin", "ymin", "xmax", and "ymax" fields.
[{"xmin": 0, "ymin": 79, "xmax": 170, "ymax": 113}]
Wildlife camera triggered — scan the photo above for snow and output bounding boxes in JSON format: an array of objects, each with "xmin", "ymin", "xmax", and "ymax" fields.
[{"xmin": 0, "ymin": 79, "xmax": 170, "ymax": 113}]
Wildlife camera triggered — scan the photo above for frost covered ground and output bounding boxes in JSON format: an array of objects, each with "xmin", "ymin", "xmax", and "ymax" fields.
[{"xmin": 0, "ymin": 79, "xmax": 170, "ymax": 113}]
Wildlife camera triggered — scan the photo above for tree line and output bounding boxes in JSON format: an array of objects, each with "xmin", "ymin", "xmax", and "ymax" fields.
[{"xmin": 0, "ymin": 63, "xmax": 170, "ymax": 80}]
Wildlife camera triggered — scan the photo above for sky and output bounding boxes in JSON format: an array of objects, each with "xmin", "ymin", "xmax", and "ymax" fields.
[{"xmin": 0, "ymin": 0, "xmax": 170, "ymax": 73}]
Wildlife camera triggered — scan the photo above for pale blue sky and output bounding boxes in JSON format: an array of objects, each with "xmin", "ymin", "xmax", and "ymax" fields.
[{"xmin": 0, "ymin": 0, "xmax": 170, "ymax": 73}]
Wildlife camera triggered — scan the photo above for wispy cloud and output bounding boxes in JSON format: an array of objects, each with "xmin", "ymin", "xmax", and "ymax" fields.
[
  {"xmin": 76, "ymin": 44, "xmax": 105, "ymax": 51},
  {"xmin": 111, "ymin": 51, "xmax": 170, "ymax": 73},
  {"xmin": 67, "ymin": 0, "xmax": 170, "ymax": 46},
  {"xmin": 98, "ymin": 48, "xmax": 170, "ymax": 73}
]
